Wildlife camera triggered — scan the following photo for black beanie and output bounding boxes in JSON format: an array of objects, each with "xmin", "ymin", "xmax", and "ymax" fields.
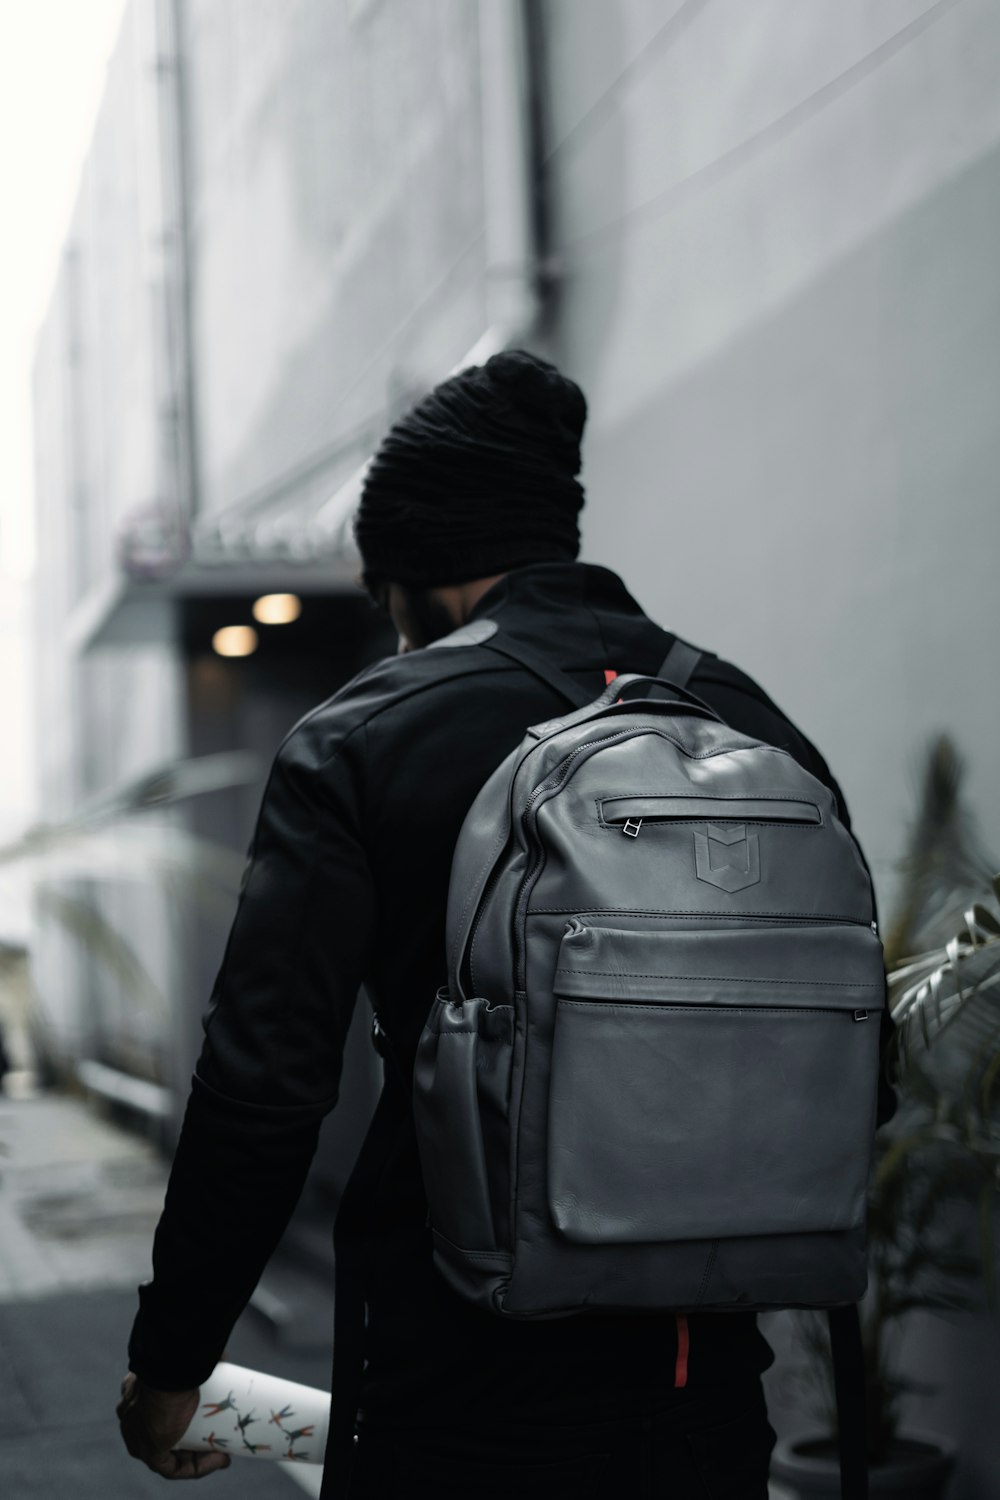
[{"xmin": 353, "ymin": 348, "xmax": 587, "ymax": 588}]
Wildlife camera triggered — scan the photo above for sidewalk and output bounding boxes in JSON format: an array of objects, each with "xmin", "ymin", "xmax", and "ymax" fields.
[
  {"xmin": 0, "ymin": 1088, "xmax": 798, "ymax": 1499},
  {"xmin": 0, "ymin": 1089, "xmax": 331, "ymax": 1498}
]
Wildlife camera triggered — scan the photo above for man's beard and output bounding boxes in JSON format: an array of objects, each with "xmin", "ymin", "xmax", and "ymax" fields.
[{"xmin": 400, "ymin": 587, "xmax": 458, "ymax": 649}]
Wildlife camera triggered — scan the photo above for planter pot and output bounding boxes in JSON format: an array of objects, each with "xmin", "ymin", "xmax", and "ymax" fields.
[{"xmin": 771, "ymin": 1431, "xmax": 955, "ymax": 1499}]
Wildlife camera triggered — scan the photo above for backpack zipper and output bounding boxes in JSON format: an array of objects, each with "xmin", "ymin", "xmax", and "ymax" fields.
[
  {"xmin": 466, "ymin": 738, "xmax": 880, "ymax": 993},
  {"xmin": 605, "ymin": 795, "xmax": 822, "ymax": 831},
  {"xmin": 510, "ymin": 729, "xmax": 650, "ymax": 991},
  {"xmin": 562, "ymin": 914, "xmax": 879, "ymax": 934},
  {"xmin": 558, "ymin": 998, "xmax": 870, "ymax": 1022}
]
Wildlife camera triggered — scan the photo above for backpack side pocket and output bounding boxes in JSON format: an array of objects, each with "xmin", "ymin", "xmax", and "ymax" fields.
[{"xmin": 413, "ymin": 989, "xmax": 514, "ymax": 1252}]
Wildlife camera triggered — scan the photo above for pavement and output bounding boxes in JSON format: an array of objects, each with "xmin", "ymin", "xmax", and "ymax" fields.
[
  {"xmin": 0, "ymin": 1087, "xmax": 332, "ymax": 1499},
  {"xmin": 0, "ymin": 1086, "xmax": 799, "ymax": 1499}
]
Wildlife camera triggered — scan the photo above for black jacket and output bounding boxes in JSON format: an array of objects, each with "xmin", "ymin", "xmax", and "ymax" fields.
[{"xmin": 128, "ymin": 562, "xmax": 895, "ymax": 1428}]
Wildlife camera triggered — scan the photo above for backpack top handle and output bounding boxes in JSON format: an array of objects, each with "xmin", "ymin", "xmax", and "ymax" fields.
[
  {"xmin": 593, "ymin": 670, "xmax": 722, "ymax": 720},
  {"xmin": 544, "ymin": 675, "xmax": 724, "ymax": 738}
]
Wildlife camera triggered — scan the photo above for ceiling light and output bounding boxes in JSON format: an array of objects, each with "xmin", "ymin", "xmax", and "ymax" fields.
[
  {"xmin": 252, "ymin": 592, "xmax": 302, "ymax": 625},
  {"xmin": 212, "ymin": 625, "xmax": 258, "ymax": 657}
]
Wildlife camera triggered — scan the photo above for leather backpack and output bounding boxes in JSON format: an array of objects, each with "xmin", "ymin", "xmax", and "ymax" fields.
[{"xmin": 412, "ymin": 632, "xmax": 884, "ymax": 1499}]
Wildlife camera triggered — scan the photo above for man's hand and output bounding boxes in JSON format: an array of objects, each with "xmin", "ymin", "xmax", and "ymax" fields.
[{"xmin": 117, "ymin": 1372, "xmax": 232, "ymax": 1480}]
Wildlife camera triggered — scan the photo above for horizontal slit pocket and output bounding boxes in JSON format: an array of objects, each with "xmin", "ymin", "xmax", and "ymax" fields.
[
  {"xmin": 554, "ymin": 920, "xmax": 884, "ymax": 1007},
  {"xmin": 601, "ymin": 796, "xmax": 821, "ymax": 825}
]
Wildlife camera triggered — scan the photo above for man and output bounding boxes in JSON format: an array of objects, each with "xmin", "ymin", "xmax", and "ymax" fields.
[{"xmin": 119, "ymin": 349, "xmax": 895, "ymax": 1496}]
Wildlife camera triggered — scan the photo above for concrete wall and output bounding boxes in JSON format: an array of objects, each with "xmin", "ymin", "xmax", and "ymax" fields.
[
  {"xmin": 537, "ymin": 3, "xmax": 1000, "ymax": 1490},
  {"xmin": 37, "ymin": 0, "xmax": 999, "ymax": 1051},
  {"xmin": 0, "ymin": 573, "xmax": 34, "ymax": 946},
  {"xmin": 30, "ymin": 0, "xmax": 494, "ymax": 1101},
  {"xmin": 33, "ymin": 0, "xmax": 187, "ymax": 809},
  {"xmin": 180, "ymin": 0, "xmax": 490, "ymax": 525},
  {"xmin": 31, "ymin": 0, "xmax": 188, "ymax": 1079},
  {"xmin": 539, "ymin": 0, "xmax": 1000, "ymax": 917}
]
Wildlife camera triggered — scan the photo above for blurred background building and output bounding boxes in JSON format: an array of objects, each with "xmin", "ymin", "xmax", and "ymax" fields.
[
  {"xmin": 25, "ymin": 1, "xmax": 1000, "ymax": 1489},
  {"xmin": 32, "ymin": 0, "xmax": 1000, "ymax": 1086}
]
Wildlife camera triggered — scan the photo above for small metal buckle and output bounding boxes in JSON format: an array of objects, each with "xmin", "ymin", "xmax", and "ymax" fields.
[
  {"xmin": 852, "ymin": 1010, "xmax": 869, "ymax": 1023},
  {"xmin": 622, "ymin": 817, "xmax": 642, "ymax": 838}
]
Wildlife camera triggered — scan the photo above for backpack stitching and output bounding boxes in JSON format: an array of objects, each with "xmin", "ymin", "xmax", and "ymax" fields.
[{"xmin": 696, "ymin": 1240, "xmax": 720, "ymax": 1304}]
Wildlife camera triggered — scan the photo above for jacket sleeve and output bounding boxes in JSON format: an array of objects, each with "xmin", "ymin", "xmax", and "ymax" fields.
[{"xmin": 127, "ymin": 716, "xmax": 374, "ymax": 1389}]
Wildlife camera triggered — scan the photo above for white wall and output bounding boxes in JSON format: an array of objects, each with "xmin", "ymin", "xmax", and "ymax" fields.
[
  {"xmin": 542, "ymin": 0, "xmax": 1000, "ymax": 916},
  {"xmin": 182, "ymin": 0, "xmax": 491, "ymax": 523},
  {"xmin": 0, "ymin": 570, "xmax": 35, "ymax": 947},
  {"xmin": 30, "ymin": 0, "xmax": 187, "ymax": 1071}
]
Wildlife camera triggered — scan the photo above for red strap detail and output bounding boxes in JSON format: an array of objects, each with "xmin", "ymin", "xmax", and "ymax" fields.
[
  {"xmin": 673, "ymin": 1314, "xmax": 689, "ymax": 1388},
  {"xmin": 604, "ymin": 668, "xmax": 618, "ymax": 685}
]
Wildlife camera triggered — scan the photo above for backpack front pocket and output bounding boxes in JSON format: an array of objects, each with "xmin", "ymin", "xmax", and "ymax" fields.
[{"xmin": 547, "ymin": 921, "xmax": 884, "ymax": 1245}]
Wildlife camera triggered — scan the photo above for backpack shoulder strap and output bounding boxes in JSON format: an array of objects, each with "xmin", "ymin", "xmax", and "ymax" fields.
[
  {"xmin": 479, "ymin": 630, "xmax": 705, "ymax": 708},
  {"xmin": 658, "ymin": 636, "xmax": 702, "ymax": 689},
  {"xmin": 646, "ymin": 635, "xmax": 703, "ymax": 702},
  {"xmin": 479, "ymin": 633, "xmax": 593, "ymax": 710},
  {"xmin": 480, "ymin": 629, "xmax": 708, "ymax": 719}
]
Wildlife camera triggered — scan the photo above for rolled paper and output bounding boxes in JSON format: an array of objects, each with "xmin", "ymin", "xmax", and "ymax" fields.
[{"xmin": 177, "ymin": 1361, "xmax": 330, "ymax": 1465}]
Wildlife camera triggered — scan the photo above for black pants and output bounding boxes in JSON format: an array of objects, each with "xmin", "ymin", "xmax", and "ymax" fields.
[{"xmin": 347, "ymin": 1376, "xmax": 776, "ymax": 1498}]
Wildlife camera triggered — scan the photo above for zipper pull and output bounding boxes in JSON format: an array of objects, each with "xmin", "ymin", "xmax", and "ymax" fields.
[{"xmin": 622, "ymin": 817, "xmax": 643, "ymax": 838}]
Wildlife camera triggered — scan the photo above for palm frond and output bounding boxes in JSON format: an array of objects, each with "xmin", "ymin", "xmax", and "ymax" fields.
[
  {"xmin": 793, "ymin": 736, "xmax": 1000, "ymax": 1449},
  {"xmin": 882, "ymin": 736, "xmax": 996, "ymax": 969},
  {"xmin": 0, "ymin": 753, "xmax": 261, "ymax": 1082},
  {"xmin": 33, "ymin": 886, "xmax": 166, "ymax": 1020},
  {"xmin": 889, "ymin": 897, "xmax": 1000, "ymax": 1062}
]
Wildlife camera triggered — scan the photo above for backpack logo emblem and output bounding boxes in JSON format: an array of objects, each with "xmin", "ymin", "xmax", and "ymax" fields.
[{"xmin": 694, "ymin": 823, "xmax": 761, "ymax": 893}]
